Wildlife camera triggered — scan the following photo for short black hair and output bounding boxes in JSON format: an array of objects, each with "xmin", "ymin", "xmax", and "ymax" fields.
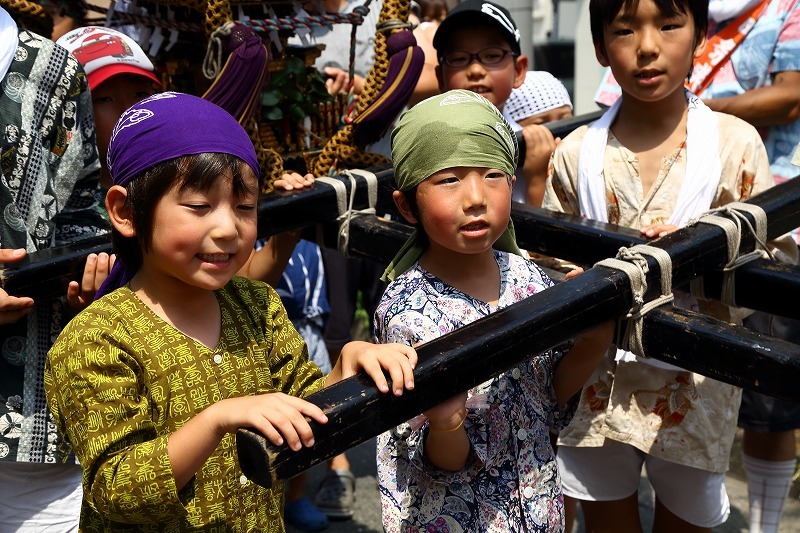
[
  {"xmin": 112, "ymin": 152, "xmax": 256, "ymax": 275},
  {"xmin": 590, "ymin": 0, "xmax": 708, "ymax": 58}
]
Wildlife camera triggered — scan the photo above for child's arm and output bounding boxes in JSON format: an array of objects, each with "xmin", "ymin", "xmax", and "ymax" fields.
[
  {"xmin": 236, "ymin": 173, "xmax": 316, "ymax": 285},
  {"xmin": 167, "ymin": 393, "xmax": 329, "ymax": 489},
  {"xmin": 551, "ymin": 320, "xmax": 614, "ymax": 405},
  {"xmin": 421, "ymin": 392, "xmax": 471, "ymax": 471},
  {"xmin": 238, "ymin": 233, "xmax": 300, "ymax": 286},
  {"xmin": 520, "ymin": 124, "xmax": 559, "ymax": 208}
]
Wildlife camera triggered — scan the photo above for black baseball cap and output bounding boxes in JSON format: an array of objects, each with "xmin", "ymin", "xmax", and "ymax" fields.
[{"xmin": 433, "ymin": 0, "xmax": 522, "ymax": 57}]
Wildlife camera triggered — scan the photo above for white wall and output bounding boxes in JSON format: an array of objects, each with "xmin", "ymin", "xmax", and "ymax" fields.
[{"xmin": 573, "ymin": 0, "xmax": 604, "ymax": 114}]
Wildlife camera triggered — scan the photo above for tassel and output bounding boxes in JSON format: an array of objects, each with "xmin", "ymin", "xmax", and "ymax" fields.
[
  {"xmin": 352, "ymin": 29, "xmax": 424, "ymax": 147},
  {"xmin": 202, "ymin": 25, "xmax": 269, "ymax": 125}
]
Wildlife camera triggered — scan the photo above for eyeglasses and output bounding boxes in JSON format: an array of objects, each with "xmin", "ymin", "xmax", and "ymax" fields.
[{"xmin": 440, "ymin": 47, "xmax": 518, "ymax": 68}]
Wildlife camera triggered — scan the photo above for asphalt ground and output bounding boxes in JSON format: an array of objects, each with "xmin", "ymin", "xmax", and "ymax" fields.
[{"xmin": 286, "ymin": 429, "xmax": 800, "ymax": 533}]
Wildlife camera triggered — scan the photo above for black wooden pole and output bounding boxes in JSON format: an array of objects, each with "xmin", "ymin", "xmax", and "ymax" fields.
[
  {"xmin": 339, "ymin": 210, "xmax": 800, "ymax": 320},
  {"xmin": 237, "ymin": 177, "xmax": 800, "ymax": 488},
  {"xmin": 641, "ymin": 306, "xmax": 800, "ymax": 401}
]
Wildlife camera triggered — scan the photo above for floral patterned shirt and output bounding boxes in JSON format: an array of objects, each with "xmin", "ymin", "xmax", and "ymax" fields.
[
  {"xmin": 374, "ymin": 251, "xmax": 576, "ymax": 533},
  {"xmin": 45, "ymin": 277, "xmax": 325, "ymax": 531}
]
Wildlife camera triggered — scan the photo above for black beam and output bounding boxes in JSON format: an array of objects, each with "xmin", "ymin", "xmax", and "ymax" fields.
[
  {"xmin": 516, "ymin": 110, "xmax": 604, "ymax": 163},
  {"xmin": 237, "ymin": 177, "xmax": 800, "ymax": 487},
  {"xmin": 0, "ymin": 235, "xmax": 111, "ymax": 299},
  {"xmin": 642, "ymin": 306, "xmax": 800, "ymax": 403},
  {"xmin": 338, "ymin": 214, "xmax": 800, "ymax": 321}
]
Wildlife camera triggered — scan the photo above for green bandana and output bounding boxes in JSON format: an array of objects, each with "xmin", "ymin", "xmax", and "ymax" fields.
[{"xmin": 382, "ymin": 90, "xmax": 522, "ymax": 282}]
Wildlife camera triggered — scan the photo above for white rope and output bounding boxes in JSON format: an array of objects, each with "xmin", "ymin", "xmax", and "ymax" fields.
[
  {"xmin": 595, "ymin": 244, "xmax": 675, "ymax": 359},
  {"xmin": 688, "ymin": 202, "xmax": 772, "ymax": 306},
  {"xmin": 203, "ymin": 21, "xmax": 234, "ymax": 79},
  {"xmin": 316, "ymin": 169, "xmax": 378, "ymax": 256}
]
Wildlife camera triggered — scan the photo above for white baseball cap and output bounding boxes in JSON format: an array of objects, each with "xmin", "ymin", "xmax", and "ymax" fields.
[{"xmin": 57, "ymin": 26, "xmax": 160, "ymax": 90}]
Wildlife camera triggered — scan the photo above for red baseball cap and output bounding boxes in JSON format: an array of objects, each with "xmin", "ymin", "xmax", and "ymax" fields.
[{"xmin": 57, "ymin": 27, "xmax": 160, "ymax": 91}]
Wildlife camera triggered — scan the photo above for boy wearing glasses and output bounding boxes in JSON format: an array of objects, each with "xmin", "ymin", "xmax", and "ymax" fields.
[{"xmin": 433, "ymin": 0, "xmax": 561, "ymax": 206}]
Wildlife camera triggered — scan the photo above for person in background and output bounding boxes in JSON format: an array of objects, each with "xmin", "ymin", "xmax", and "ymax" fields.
[
  {"xmin": 407, "ymin": 0, "xmax": 448, "ymax": 106},
  {"xmin": 285, "ymin": 2, "xmax": 387, "ymax": 520},
  {"xmin": 699, "ymin": 4, "xmax": 800, "ymax": 531},
  {"xmin": 432, "ymin": 0, "xmax": 563, "ymax": 213},
  {"xmin": 276, "ymin": 239, "xmax": 332, "ymax": 532},
  {"xmin": 57, "ymin": 26, "xmax": 162, "ymax": 191},
  {"xmin": 504, "ymin": 70, "xmax": 574, "ymax": 206},
  {"xmin": 41, "ymin": 0, "xmax": 86, "ymax": 40},
  {"xmin": 0, "ymin": 7, "xmax": 109, "ymax": 530}
]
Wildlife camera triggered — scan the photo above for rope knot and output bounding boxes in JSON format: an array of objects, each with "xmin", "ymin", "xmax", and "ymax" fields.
[
  {"xmin": 316, "ymin": 169, "xmax": 378, "ymax": 256},
  {"xmin": 688, "ymin": 202, "xmax": 772, "ymax": 305},
  {"xmin": 594, "ymin": 244, "xmax": 675, "ymax": 359}
]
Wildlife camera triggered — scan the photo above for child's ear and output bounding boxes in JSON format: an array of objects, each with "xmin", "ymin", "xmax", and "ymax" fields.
[
  {"xmin": 392, "ymin": 190, "xmax": 418, "ymax": 225},
  {"xmin": 594, "ymin": 40, "xmax": 610, "ymax": 68},
  {"xmin": 512, "ymin": 54, "xmax": 529, "ymax": 89},
  {"xmin": 105, "ymin": 185, "xmax": 136, "ymax": 237},
  {"xmin": 435, "ymin": 64, "xmax": 445, "ymax": 92},
  {"xmin": 693, "ymin": 31, "xmax": 708, "ymax": 59}
]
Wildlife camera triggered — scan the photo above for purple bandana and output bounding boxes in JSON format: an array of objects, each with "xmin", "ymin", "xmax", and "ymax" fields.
[
  {"xmin": 107, "ymin": 92, "xmax": 259, "ymax": 185},
  {"xmin": 97, "ymin": 92, "xmax": 260, "ymax": 298}
]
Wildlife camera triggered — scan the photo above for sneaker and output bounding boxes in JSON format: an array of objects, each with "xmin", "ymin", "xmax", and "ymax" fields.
[
  {"xmin": 284, "ymin": 497, "xmax": 329, "ymax": 532},
  {"xmin": 313, "ymin": 469, "xmax": 356, "ymax": 519}
]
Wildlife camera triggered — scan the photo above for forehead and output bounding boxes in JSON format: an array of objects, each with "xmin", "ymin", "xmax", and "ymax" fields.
[
  {"xmin": 611, "ymin": 0, "xmax": 687, "ymax": 22},
  {"xmin": 444, "ymin": 26, "xmax": 511, "ymax": 51}
]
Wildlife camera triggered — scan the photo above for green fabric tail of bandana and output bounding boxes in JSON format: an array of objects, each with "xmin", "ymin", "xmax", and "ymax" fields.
[{"xmin": 382, "ymin": 90, "xmax": 523, "ymax": 282}]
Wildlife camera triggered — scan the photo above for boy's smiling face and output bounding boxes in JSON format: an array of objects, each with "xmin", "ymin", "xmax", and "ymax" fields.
[
  {"xmin": 436, "ymin": 26, "xmax": 527, "ymax": 111},
  {"xmin": 596, "ymin": 0, "xmax": 706, "ymax": 104},
  {"xmin": 137, "ymin": 168, "xmax": 258, "ymax": 295}
]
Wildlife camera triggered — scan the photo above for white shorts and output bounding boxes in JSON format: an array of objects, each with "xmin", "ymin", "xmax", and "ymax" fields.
[
  {"xmin": 0, "ymin": 462, "xmax": 82, "ymax": 532},
  {"xmin": 557, "ymin": 442, "xmax": 730, "ymax": 528}
]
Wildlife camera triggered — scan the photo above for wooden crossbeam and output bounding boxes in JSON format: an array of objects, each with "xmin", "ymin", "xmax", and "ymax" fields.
[
  {"xmin": 338, "ymin": 210, "xmax": 800, "ymax": 320},
  {"xmin": 6, "ymin": 180, "xmax": 797, "ymax": 316},
  {"xmin": 642, "ymin": 306, "xmax": 800, "ymax": 400},
  {"xmin": 237, "ymin": 177, "xmax": 800, "ymax": 488}
]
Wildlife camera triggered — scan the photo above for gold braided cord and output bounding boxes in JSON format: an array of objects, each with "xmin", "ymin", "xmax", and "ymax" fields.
[
  {"xmin": 1, "ymin": 0, "xmax": 53, "ymax": 36},
  {"xmin": 68, "ymin": 0, "xmax": 403, "ymax": 181},
  {"xmin": 309, "ymin": 0, "xmax": 409, "ymax": 176}
]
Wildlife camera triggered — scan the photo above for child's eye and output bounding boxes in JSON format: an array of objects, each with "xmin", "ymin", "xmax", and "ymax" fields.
[
  {"xmin": 486, "ymin": 172, "xmax": 507, "ymax": 180},
  {"xmin": 237, "ymin": 204, "xmax": 256, "ymax": 211},
  {"xmin": 185, "ymin": 204, "xmax": 209, "ymax": 211},
  {"xmin": 613, "ymin": 28, "xmax": 633, "ymax": 36},
  {"xmin": 435, "ymin": 176, "xmax": 459, "ymax": 185}
]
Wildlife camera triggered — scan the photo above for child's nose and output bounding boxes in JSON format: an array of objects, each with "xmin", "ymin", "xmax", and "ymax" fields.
[
  {"xmin": 211, "ymin": 208, "xmax": 239, "ymax": 239},
  {"xmin": 462, "ymin": 179, "xmax": 487, "ymax": 208},
  {"xmin": 465, "ymin": 60, "xmax": 488, "ymax": 77},
  {"xmin": 637, "ymin": 28, "xmax": 659, "ymax": 57}
]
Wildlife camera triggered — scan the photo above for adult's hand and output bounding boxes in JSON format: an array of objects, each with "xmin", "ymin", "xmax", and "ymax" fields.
[
  {"xmin": 0, "ymin": 248, "xmax": 34, "ymax": 324},
  {"xmin": 323, "ymin": 67, "xmax": 365, "ymax": 96}
]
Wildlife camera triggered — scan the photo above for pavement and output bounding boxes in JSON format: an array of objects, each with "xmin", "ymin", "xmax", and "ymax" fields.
[{"xmin": 287, "ymin": 429, "xmax": 800, "ymax": 533}]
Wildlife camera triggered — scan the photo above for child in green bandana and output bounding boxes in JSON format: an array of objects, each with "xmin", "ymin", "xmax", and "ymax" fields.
[{"xmin": 373, "ymin": 90, "xmax": 613, "ymax": 533}]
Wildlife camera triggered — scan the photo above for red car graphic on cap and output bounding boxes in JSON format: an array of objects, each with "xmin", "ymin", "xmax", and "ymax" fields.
[{"xmin": 72, "ymin": 33, "xmax": 132, "ymax": 64}]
